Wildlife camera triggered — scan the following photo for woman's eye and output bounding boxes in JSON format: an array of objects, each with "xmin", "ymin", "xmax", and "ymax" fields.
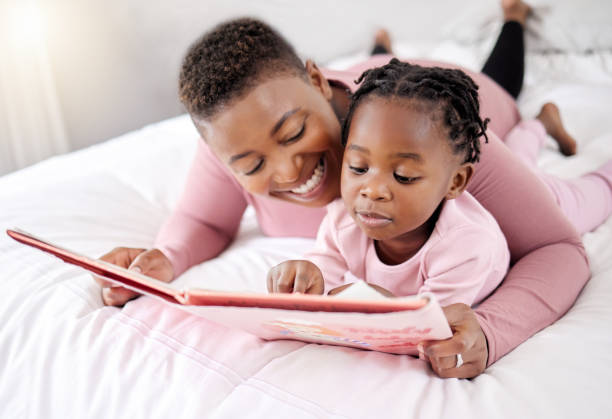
[
  {"xmin": 284, "ymin": 123, "xmax": 306, "ymax": 145},
  {"xmin": 244, "ymin": 159, "xmax": 264, "ymax": 176},
  {"xmin": 394, "ymin": 173, "xmax": 420, "ymax": 184},
  {"xmin": 349, "ymin": 165, "xmax": 367, "ymax": 175}
]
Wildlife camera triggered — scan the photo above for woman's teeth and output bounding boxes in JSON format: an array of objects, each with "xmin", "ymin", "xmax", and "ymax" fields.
[{"xmin": 291, "ymin": 160, "xmax": 324, "ymax": 194}]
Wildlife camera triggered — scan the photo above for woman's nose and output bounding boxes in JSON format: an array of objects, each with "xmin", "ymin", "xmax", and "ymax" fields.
[{"xmin": 272, "ymin": 154, "xmax": 302, "ymax": 185}]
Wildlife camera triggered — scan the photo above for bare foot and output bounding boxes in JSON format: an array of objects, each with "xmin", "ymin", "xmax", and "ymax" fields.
[
  {"xmin": 536, "ymin": 103, "xmax": 577, "ymax": 156},
  {"xmin": 373, "ymin": 29, "xmax": 392, "ymax": 54},
  {"xmin": 502, "ymin": 0, "xmax": 532, "ymax": 26}
]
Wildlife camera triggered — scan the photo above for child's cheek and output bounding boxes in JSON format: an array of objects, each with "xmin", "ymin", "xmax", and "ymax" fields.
[{"xmin": 340, "ymin": 173, "xmax": 359, "ymax": 205}]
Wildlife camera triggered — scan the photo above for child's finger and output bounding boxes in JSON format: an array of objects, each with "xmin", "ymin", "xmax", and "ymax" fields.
[
  {"xmin": 272, "ymin": 264, "xmax": 296, "ymax": 293},
  {"xmin": 276, "ymin": 272, "xmax": 295, "ymax": 293},
  {"xmin": 293, "ymin": 273, "xmax": 309, "ymax": 293},
  {"xmin": 307, "ymin": 275, "xmax": 324, "ymax": 295},
  {"xmin": 266, "ymin": 270, "xmax": 276, "ymax": 293}
]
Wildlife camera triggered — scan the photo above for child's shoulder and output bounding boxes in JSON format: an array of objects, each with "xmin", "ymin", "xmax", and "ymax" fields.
[
  {"xmin": 424, "ymin": 192, "xmax": 510, "ymax": 271},
  {"xmin": 434, "ymin": 192, "xmax": 506, "ymax": 244}
]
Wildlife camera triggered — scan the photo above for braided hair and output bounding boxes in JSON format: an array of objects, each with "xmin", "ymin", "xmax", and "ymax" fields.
[
  {"xmin": 342, "ymin": 58, "xmax": 489, "ymax": 163},
  {"xmin": 179, "ymin": 18, "xmax": 306, "ymax": 119}
]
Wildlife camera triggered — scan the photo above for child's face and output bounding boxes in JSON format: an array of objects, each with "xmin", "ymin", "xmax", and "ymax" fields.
[
  {"xmin": 341, "ymin": 97, "xmax": 469, "ymax": 242},
  {"xmin": 193, "ymin": 67, "xmax": 344, "ymax": 208}
]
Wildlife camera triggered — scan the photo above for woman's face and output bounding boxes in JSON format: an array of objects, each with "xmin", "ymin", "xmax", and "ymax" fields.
[{"xmin": 193, "ymin": 65, "xmax": 344, "ymax": 207}]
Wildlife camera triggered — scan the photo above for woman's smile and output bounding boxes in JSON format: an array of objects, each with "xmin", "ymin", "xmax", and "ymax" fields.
[{"xmin": 272, "ymin": 156, "xmax": 329, "ymax": 202}]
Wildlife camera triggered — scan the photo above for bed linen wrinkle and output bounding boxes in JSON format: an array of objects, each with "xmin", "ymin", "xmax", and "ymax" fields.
[
  {"xmin": 113, "ymin": 310, "xmax": 246, "ymax": 387},
  {"xmin": 117, "ymin": 308, "xmax": 350, "ymax": 418}
]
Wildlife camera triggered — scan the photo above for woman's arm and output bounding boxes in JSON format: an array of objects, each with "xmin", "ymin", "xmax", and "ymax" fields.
[
  {"xmin": 476, "ymin": 243, "xmax": 588, "ymax": 365},
  {"xmin": 96, "ymin": 140, "xmax": 248, "ymax": 306},
  {"xmin": 421, "ymin": 130, "xmax": 588, "ymax": 377},
  {"xmin": 154, "ymin": 140, "xmax": 248, "ymax": 278},
  {"xmin": 468, "ymin": 130, "xmax": 589, "ymax": 364}
]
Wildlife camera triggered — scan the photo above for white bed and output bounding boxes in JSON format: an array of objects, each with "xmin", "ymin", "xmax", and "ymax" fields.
[{"xmin": 1, "ymin": 15, "xmax": 612, "ymax": 419}]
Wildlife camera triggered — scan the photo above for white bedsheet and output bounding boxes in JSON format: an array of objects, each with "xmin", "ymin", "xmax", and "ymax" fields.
[{"xmin": 1, "ymin": 46, "xmax": 612, "ymax": 419}]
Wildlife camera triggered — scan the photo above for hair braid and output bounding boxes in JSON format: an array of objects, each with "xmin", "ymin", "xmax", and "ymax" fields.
[{"xmin": 342, "ymin": 58, "xmax": 489, "ymax": 163}]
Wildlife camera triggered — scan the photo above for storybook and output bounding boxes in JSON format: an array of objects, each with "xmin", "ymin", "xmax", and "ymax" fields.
[{"xmin": 7, "ymin": 228, "xmax": 452, "ymax": 355}]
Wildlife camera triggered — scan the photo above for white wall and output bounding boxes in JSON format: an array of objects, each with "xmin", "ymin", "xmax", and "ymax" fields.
[
  {"xmin": 40, "ymin": 0, "xmax": 505, "ymax": 152},
  {"xmin": 5, "ymin": 0, "xmax": 610, "ymax": 165}
]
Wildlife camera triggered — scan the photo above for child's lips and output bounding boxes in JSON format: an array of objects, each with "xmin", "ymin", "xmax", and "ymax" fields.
[{"xmin": 355, "ymin": 210, "xmax": 393, "ymax": 227}]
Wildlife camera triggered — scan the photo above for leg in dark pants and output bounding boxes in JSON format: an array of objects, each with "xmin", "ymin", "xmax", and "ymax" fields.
[
  {"xmin": 371, "ymin": 29, "xmax": 392, "ymax": 55},
  {"xmin": 370, "ymin": 0, "xmax": 529, "ymax": 99},
  {"xmin": 371, "ymin": 45, "xmax": 390, "ymax": 55},
  {"xmin": 481, "ymin": 21, "xmax": 525, "ymax": 99}
]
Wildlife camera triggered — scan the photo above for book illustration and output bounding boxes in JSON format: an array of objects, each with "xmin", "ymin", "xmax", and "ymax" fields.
[{"xmin": 262, "ymin": 318, "xmax": 434, "ymax": 353}]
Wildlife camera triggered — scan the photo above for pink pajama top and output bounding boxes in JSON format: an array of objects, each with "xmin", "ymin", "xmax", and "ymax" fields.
[
  {"xmin": 155, "ymin": 55, "xmax": 589, "ymax": 366},
  {"xmin": 305, "ymin": 195, "xmax": 510, "ymax": 307}
]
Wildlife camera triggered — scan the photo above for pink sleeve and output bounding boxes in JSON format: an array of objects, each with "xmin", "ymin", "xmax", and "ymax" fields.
[
  {"xmin": 419, "ymin": 228, "xmax": 505, "ymax": 307},
  {"xmin": 304, "ymin": 208, "xmax": 350, "ymax": 293},
  {"xmin": 154, "ymin": 140, "xmax": 247, "ymax": 278},
  {"xmin": 467, "ymin": 131, "xmax": 590, "ymax": 365}
]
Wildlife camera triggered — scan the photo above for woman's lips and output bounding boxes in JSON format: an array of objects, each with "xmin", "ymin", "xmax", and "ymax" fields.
[
  {"xmin": 290, "ymin": 157, "xmax": 324, "ymax": 194},
  {"xmin": 355, "ymin": 210, "xmax": 393, "ymax": 228},
  {"xmin": 282, "ymin": 156, "xmax": 328, "ymax": 201}
]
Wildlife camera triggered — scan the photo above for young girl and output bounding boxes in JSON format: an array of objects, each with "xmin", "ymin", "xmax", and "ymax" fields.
[
  {"xmin": 267, "ymin": 59, "xmax": 612, "ymax": 303},
  {"xmin": 267, "ymin": 60, "xmax": 510, "ymax": 305}
]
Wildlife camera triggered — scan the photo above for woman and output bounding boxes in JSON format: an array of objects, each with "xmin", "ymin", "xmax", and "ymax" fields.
[{"xmin": 95, "ymin": 1, "xmax": 592, "ymax": 379}]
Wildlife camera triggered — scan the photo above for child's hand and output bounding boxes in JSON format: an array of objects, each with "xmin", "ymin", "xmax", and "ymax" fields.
[
  {"xmin": 267, "ymin": 260, "xmax": 324, "ymax": 294},
  {"xmin": 93, "ymin": 247, "xmax": 174, "ymax": 306}
]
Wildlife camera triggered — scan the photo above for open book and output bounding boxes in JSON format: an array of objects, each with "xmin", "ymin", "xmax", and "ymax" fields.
[{"xmin": 7, "ymin": 228, "xmax": 452, "ymax": 355}]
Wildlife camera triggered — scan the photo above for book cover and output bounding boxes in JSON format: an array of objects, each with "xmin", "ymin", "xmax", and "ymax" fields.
[{"xmin": 7, "ymin": 228, "xmax": 452, "ymax": 355}]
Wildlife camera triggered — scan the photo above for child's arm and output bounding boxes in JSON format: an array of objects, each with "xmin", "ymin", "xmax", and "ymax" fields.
[
  {"xmin": 267, "ymin": 208, "xmax": 350, "ymax": 294},
  {"xmin": 304, "ymin": 209, "xmax": 352, "ymax": 294}
]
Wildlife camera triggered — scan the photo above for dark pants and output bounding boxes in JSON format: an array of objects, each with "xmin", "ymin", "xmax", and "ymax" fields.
[{"xmin": 372, "ymin": 21, "xmax": 525, "ymax": 99}]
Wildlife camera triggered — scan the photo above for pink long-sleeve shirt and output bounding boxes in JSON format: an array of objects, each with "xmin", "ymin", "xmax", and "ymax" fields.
[
  {"xmin": 155, "ymin": 56, "xmax": 589, "ymax": 366},
  {"xmin": 306, "ymin": 194, "xmax": 510, "ymax": 307}
]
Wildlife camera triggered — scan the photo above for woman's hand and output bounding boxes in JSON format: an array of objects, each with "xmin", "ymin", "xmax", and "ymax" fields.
[
  {"xmin": 418, "ymin": 303, "xmax": 488, "ymax": 378},
  {"xmin": 267, "ymin": 260, "xmax": 324, "ymax": 294},
  {"xmin": 93, "ymin": 247, "xmax": 174, "ymax": 306}
]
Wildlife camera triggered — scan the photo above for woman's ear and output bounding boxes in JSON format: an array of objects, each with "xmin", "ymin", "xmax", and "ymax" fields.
[
  {"xmin": 446, "ymin": 163, "xmax": 474, "ymax": 200},
  {"xmin": 305, "ymin": 59, "xmax": 333, "ymax": 101}
]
